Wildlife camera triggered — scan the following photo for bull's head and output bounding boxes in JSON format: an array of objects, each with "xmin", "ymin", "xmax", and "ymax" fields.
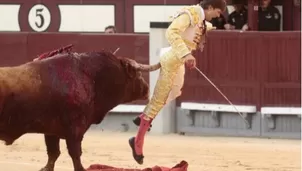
[{"xmin": 118, "ymin": 57, "xmax": 160, "ymax": 103}]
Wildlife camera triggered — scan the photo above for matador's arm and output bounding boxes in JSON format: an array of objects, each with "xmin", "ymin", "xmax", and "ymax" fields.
[{"xmin": 165, "ymin": 13, "xmax": 191, "ymax": 59}]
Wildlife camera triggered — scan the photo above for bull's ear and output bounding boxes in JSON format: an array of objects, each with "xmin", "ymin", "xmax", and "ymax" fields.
[{"xmin": 120, "ymin": 59, "xmax": 137, "ymax": 78}]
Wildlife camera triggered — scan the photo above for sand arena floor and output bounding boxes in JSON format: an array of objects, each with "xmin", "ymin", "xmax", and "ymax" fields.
[{"xmin": 0, "ymin": 131, "xmax": 300, "ymax": 171}]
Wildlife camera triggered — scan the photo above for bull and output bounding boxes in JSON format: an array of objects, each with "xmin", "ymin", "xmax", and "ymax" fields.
[{"xmin": 0, "ymin": 45, "xmax": 160, "ymax": 171}]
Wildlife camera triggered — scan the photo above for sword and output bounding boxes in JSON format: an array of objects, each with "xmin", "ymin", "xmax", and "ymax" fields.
[{"xmin": 194, "ymin": 66, "xmax": 250, "ymax": 126}]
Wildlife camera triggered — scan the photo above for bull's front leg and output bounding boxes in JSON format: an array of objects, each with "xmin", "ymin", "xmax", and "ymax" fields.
[
  {"xmin": 66, "ymin": 136, "xmax": 85, "ymax": 171},
  {"xmin": 39, "ymin": 135, "xmax": 61, "ymax": 171}
]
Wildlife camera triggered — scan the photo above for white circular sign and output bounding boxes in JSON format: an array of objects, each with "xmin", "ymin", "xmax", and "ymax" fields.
[{"xmin": 28, "ymin": 4, "xmax": 51, "ymax": 32}]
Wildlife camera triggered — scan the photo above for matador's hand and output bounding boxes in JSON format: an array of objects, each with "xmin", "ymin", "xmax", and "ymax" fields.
[{"xmin": 184, "ymin": 54, "xmax": 196, "ymax": 69}]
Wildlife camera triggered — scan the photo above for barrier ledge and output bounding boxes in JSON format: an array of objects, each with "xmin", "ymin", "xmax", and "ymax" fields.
[
  {"xmin": 261, "ymin": 107, "xmax": 301, "ymax": 115},
  {"xmin": 261, "ymin": 107, "xmax": 301, "ymax": 138},
  {"xmin": 180, "ymin": 102, "xmax": 257, "ymax": 113},
  {"xmin": 110, "ymin": 104, "xmax": 145, "ymax": 113}
]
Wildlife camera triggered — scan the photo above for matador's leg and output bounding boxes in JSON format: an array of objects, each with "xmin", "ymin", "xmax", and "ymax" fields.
[
  {"xmin": 129, "ymin": 53, "xmax": 184, "ymax": 164},
  {"xmin": 133, "ymin": 64, "xmax": 185, "ymax": 130}
]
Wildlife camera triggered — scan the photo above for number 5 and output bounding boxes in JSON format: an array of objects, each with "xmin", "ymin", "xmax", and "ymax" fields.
[{"xmin": 35, "ymin": 8, "xmax": 45, "ymax": 28}]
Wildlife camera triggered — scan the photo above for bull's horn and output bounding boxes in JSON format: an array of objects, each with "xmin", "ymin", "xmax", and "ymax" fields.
[{"xmin": 135, "ymin": 62, "xmax": 161, "ymax": 72}]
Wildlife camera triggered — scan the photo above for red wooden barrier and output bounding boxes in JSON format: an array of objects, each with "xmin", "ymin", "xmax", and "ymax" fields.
[
  {"xmin": 0, "ymin": 32, "xmax": 149, "ymax": 104},
  {"xmin": 180, "ymin": 31, "xmax": 301, "ymax": 109},
  {"xmin": 0, "ymin": 31, "xmax": 300, "ymax": 108}
]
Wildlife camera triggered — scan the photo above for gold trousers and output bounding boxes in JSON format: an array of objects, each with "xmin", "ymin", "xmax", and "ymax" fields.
[{"xmin": 143, "ymin": 50, "xmax": 186, "ymax": 119}]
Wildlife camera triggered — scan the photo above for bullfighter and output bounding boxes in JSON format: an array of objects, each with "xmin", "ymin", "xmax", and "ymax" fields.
[{"xmin": 129, "ymin": 0, "xmax": 227, "ymax": 165}]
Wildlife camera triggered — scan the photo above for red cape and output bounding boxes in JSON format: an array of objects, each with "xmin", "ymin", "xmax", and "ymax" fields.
[{"xmin": 86, "ymin": 160, "xmax": 188, "ymax": 171}]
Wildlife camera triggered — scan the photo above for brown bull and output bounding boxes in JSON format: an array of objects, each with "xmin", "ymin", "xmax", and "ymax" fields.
[{"xmin": 0, "ymin": 45, "xmax": 160, "ymax": 171}]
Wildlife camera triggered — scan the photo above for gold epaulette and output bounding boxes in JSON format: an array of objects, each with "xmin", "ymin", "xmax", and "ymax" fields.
[{"xmin": 168, "ymin": 5, "xmax": 200, "ymax": 26}]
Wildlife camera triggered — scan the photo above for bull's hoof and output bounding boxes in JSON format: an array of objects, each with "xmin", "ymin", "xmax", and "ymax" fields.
[
  {"xmin": 133, "ymin": 116, "xmax": 152, "ymax": 131},
  {"xmin": 5, "ymin": 141, "xmax": 13, "ymax": 145},
  {"xmin": 39, "ymin": 167, "xmax": 54, "ymax": 171},
  {"xmin": 128, "ymin": 137, "xmax": 144, "ymax": 165}
]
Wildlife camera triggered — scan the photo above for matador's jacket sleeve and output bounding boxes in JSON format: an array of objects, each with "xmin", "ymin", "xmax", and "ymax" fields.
[{"xmin": 165, "ymin": 6, "xmax": 200, "ymax": 59}]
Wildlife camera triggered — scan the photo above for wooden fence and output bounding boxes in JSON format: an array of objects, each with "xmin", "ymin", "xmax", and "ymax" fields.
[
  {"xmin": 0, "ymin": 31, "xmax": 300, "ymax": 109},
  {"xmin": 180, "ymin": 31, "xmax": 301, "ymax": 110}
]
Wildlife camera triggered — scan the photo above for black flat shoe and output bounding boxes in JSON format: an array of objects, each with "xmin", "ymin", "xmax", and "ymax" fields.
[
  {"xmin": 128, "ymin": 137, "xmax": 144, "ymax": 165},
  {"xmin": 133, "ymin": 116, "xmax": 152, "ymax": 131}
]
